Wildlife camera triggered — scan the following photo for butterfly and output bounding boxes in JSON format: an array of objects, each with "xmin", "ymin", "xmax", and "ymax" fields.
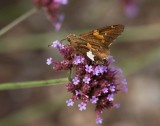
[{"xmin": 66, "ymin": 24, "xmax": 124, "ymax": 64}]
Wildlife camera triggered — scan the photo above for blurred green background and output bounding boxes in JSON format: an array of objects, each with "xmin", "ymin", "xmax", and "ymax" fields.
[{"xmin": 0, "ymin": 0, "xmax": 160, "ymax": 126}]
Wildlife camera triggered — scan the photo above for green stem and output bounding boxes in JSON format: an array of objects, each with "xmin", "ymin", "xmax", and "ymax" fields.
[
  {"xmin": 0, "ymin": 8, "xmax": 36, "ymax": 37},
  {"xmin": 0, "ymin": 78, "xmax": 68, "ymax": 90}
]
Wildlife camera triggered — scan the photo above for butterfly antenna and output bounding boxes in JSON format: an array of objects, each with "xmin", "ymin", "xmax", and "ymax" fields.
[
  {"xmin": 60, "ymin": 38, "xmax": 67, "ymax": 43},
  {"xmin": 48, "ymin": 38, "xmax": 67, "ymax": 47}
]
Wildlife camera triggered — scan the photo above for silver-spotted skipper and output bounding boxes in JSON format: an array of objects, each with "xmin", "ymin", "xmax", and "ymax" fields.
[{"xmin": 67, "ymin": 24, "xmax": 124, "ymax": 64}]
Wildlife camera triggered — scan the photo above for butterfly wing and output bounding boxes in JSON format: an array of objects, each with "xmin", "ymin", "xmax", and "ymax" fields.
[
  {"xmin": 78, "ymin": 24, "xmax": 124, "ymax": 62},
  {"xmin": 67, "ymin": 25, "xmax": 124, "ymax": 64},
  {"xmin": 80, "ymin": 24, "xmax": 124, "ymax": 47}
]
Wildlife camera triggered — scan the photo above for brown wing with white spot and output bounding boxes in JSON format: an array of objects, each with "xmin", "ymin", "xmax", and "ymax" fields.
[
  {"xmin": 68, "ymin": 25, "xmax": 124, "ymax": 64},
  {"xmin": 78, "ymin": 25, "xmax": 124, "ymax": 62}
]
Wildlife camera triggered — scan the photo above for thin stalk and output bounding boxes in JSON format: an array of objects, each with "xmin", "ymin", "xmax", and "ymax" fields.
[
  {"xmin": 0, "ymin": 8, "xmax": 37, "ymax": 37},
  {"xmin": 0, "ymin": 78, "xmax": 68, "ymax": 90}
]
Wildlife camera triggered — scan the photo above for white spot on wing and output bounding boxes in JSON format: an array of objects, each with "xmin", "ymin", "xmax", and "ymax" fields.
[{"xmin": 87, "ymin": 50, "xmax": 95, "ymax": 61}]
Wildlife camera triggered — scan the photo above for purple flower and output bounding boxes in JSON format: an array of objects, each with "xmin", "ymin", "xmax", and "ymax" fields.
[
  {"xmin": 121, "ymin": 78, "xmax": 127, "ymax": 85},
  {"xmin": 66, "ymin": 99, "xmax": 74, "ymax": 107},
  {"xmin": 51, "ymin": 40, "xmax": 64, "ymax": 49},
  {"xmin": 116, "ymin": 68, "xmax": 123, "ymax": 73},
  {"xmin": 75, "ymin": 90, "xmax": 80, "ymax": 96},
  {"xmin": 54, "ymin": 22, "xmax": 62, "ymax": 31},
  {"xmin": 109, "ymin": 86, "xmax": 116, "ymax": 92},
  {"xmin": 124, "ymin": 1, "xmax": 138, "ymax": 18},
  {"xmin": 93, "ymin": 65, "xmax": 107, "ymax": 75},
  {"xmin": 73, "ymin": 56, "xmax": 85, "ymax": 65},
  {"xmin": 102, "ymin": 66, "xmax": 107, "ymax": 72},
  {"xmin": 33, "ymin": 0, "xmax": 68, "ymax": 31},
  {"xmin": 114, "ymin": 103, "xmax": 120, "ymax": 109},
  {"xmin": 107, "ymin": 94, "xmax": 114, "ymax": 101},
  {"xmin": 108, "ymin": 56, "xmax": 115, "ymax": 63},
  {"xmin": 85, "ymin": 65, "xmax": 93, "ymax": 73},
  {"xmin": 83, "ymin": 76, "xmax": 91, "ymax": 84},
  {"xmin": 78, "ymin": 102, "xmax": 87, "ymax": 111},
  {"xmin": 102, "ymin": 87, "xmax": 108, "ymax": 93},
  {"xmin": 93, "ymin": 66, "xmax": 100, "ymax": 75},
  {"xmin": 72, "ymin": 76, "xmax": 80, "ymax": 85},
  {"xmin": 96, "ymin": 117, "xmax": 103, "ymax": 124},
  {"xmin": 90, "ymin": 96, "xmax": 98, "ymax": 104},
  {"xmin": 53, "ymin": 14, "xmax": 64, "ymax": 31},
  {"xmin": 122, "ymin": 86, "xmax": 128, "ymax": 92},
  {"xmin": 55, "ymin": 0, "xmax": 68, "ymax": 5},
  {"xmin": 109, "ymin": 66, "xmax": 115, "ymax": 72},
  {"xmin": 46, "ymin": 57, "xmax": 52, "ymax": 65},
  {"xmin": 98, "ymin": 65, "xmax": 104, "ymax": 74}
]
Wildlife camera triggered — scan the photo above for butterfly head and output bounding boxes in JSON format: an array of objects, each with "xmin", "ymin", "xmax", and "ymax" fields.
[
  {"xmin": 67, "ymin": 34, "xmax": 76, "ymax": 42},
  {"xmin": 67, "ymin": 34, "xmax": 79, "ymax": 47}
]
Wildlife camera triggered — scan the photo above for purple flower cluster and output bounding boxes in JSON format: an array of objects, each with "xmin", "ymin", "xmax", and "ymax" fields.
[
  {"xmin": 121, "ymin": 0, "xmax": 139, "ymax": 18},
  {"xmin": 33, "ymin": 0, "xmax": 68, "ymax": 31},
  {"xmin": 47, "ymin": 40, "xmax": 127, "ymax": 124}
]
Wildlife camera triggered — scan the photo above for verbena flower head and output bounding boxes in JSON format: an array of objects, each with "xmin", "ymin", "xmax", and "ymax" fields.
[
  {"xmin": 32, "ymin": 0, "xmax": 68, "ymax": 31},
  {"xmin": 47, "ymin": 42, "xmax": 127, "ymax": 124}
]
